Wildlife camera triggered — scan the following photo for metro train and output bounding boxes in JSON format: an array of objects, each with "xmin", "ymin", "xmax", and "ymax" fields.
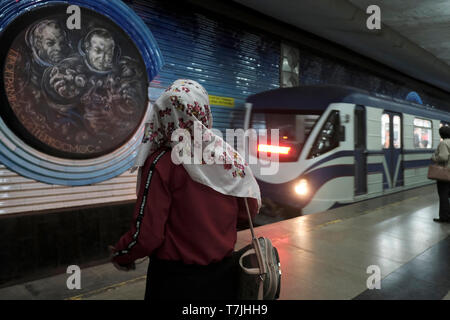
[{"xmin": 243, "ymin": 85, "xmax": 450, "ymax": 221}]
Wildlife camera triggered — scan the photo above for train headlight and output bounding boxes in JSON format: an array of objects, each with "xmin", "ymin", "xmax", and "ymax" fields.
[
  {"xmin": 294, "ymin": 179, "xmax": 308, "ymax": 196},
  {"xmin": 258, "ymin": 144, "xmax": 291, "ymax": 154}
]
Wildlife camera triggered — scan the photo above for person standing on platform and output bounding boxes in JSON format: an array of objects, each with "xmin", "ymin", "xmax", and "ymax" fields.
[
  {"xmin": 431, "ymin": 125, "xmax": 450, "ymax": 223},
  {"xmin": 109, "ymin": 79, "xmax": 261, "ymax": 300}
]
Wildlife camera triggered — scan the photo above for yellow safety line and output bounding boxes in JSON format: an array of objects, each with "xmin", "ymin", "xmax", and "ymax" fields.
[
  {"xmin": 362, "ymin": 196, "xmax": 420, "ymax": 215},
  {"xmin": 313, "ymin": 219, "xmax": 343, "ymax": 230},
  {"xmin": 310, "ymin": 195, "xmax": 421, "ymax": 231},
  {"xmin": 66, "ymin": 275, "xmax": 147, "ymax": 300}
]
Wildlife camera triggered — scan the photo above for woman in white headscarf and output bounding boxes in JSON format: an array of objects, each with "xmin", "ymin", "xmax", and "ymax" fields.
[{"xmin": 110, "ymin": 79, "xmax": 261, "ymax": 300}]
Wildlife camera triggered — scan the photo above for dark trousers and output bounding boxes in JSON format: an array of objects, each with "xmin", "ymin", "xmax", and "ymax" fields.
[
  {"xmin": 436, "ymin": 181, "xmax": 450, "ymax": 221},
  {"xmin": 144, "ymin": 255, "xmax": 238, "ymax": 301}
]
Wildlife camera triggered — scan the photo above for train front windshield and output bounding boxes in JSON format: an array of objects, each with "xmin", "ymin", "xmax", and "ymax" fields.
[{"xmin": 251, "ymin": 111, "xmax": 321, "ymax": 161}]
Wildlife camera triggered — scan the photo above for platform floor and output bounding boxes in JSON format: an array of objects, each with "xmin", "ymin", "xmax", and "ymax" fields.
[{"xmin": 0, "ymin": 184, "xmax": 449, "ymax": 300}]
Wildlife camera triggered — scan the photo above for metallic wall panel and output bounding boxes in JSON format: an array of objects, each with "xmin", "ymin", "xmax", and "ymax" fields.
[
  {"xmin": 130, "ymin": 0, "xmax": 280, "ymax": 132},
  {"xmin": 0, "ymin": 0, "xmax": 280, "ymax": 215},
  {"xmin": 0, "ymin": 164, "xmax": 137, "ymax": 215}
]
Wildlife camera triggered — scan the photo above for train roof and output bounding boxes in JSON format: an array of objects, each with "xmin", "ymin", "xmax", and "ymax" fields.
[{"xmin": 246, "ymin": 85, "xmax": 450, "ymax": 121}]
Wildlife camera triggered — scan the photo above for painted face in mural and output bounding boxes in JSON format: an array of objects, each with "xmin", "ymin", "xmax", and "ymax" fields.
[
  {"xmin": 32, "ymin": 20, "xmax": 68, "ymax": 64},
  {"xmin": 4, "ymin": 10, "xmax": 149, "ymax": 159},
  {"xmin": 85, "ymin": 30, "xmax": 115, "ymax": 71}
]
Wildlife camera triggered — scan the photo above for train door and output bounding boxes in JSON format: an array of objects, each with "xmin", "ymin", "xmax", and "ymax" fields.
[
  {"xmin": 354, "ymin": 105, "xmax": 367, "ymax": 196},
  {"xmin": 381, "ymin": 111, "xmax": 403, "ymax": 189}
]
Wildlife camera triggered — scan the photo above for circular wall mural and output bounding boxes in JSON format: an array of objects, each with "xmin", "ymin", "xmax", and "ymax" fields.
[
  {"xmin": 2, "ymin": 5, "xmax": 148, "ymax": 159},
  {"xmin": 0, "ymin": 0, "xmax": 163, "ymax": 185}
]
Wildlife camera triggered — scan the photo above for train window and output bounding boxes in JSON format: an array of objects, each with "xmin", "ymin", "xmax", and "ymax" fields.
[
  {"xmin": 393, "ymin": 115, "xmax": 401, "ymax": 149},
  {"xmin": 251, "ymin": 112, "xmax": 320, "ymax": 142},
  {"xmin": 251, "ymin": 113, "xmax": 267, "ymax": 130},
  {"xmin": 251, "ymin": 111, "xmax": 320, "ymax": 162},
  {"xmin": 413, "ymin": 118, "xmax": 432, "ymax": 149},
  {"xmin": 308, "ymin": 110, "xmax": 340, "ymax": 159},
  {"xmin": 381, "ymin": 113, "xmax": 390, "ymax": 149}
]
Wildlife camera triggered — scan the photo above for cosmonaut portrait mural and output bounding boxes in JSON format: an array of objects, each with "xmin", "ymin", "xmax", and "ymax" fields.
[
  {"xmin": 2, "ymin": 6, "xmax": 148, "ymax": 159},
  {"xmin": 0, "ymin": 0, "xmax": 163, "ymax": 185}
]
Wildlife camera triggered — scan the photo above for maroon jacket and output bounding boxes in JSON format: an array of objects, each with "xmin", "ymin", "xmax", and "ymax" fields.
[{"xmin": 112, "ymin": 148, "xmax": 259, "ymax": 266}]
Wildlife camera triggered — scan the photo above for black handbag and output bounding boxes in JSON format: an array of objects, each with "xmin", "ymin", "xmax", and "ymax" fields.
[{"xmin": 235, "ymin": 198, "xmax": 281, "ymax": 300}]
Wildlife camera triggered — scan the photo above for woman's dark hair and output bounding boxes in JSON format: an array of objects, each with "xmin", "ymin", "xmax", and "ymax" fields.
[{"xmin": 439, "ymin": 126, "xmax": 450, "ymax": 139}]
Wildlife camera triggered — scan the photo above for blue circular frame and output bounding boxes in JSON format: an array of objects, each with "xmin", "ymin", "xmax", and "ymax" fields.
[{"xmin": 0, "ymin": 0, "xmax": 164, "ymax": 185}]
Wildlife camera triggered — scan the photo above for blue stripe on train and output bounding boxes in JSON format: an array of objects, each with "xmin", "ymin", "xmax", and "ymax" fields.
[
  {"xmin": 259, "ymin": 152, "xmax": 433, "ymax": 209},
  {"xmin": 307, "ymin": 151, "xmax": 431, "ymax": 175},
  {"xmin": 367, "ymin": 163, "xmax": 384, "ymax": 174},
  {"xmin": 403, "ymin": 159, "xmax": 432, "ymax": 169},
  {"xmin": 305, "ymin": 150, "xmax": 355, "ymax": 173},
  {"xmin": 367, "ymin": 159, "xmax": 431, "ymax": 173},
  {"xmin": 258, "ymin": 164, "xmax": 354, "ymax": 209}
]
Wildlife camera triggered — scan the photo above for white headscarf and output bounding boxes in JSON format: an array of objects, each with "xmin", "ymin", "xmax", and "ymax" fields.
[{"xmin": 132, "ymin": 79, "xmax": 261, "ymax": 209}]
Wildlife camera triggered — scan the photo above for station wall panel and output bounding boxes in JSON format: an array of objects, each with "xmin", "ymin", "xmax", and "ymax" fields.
[
  {"xmin": 129, "ymin": 0, "xmax": 280, "ymax": 133},
  {"xmin": 0, "ymin": 0, "xmax": 281, "ymax": 216},
  {"xmin": 297, "ymin": 48, "xmax": 446, "ymax": 110},
  {"xmin": 0, "ymin": 165, "xmax": 137, "ymax": 215}
]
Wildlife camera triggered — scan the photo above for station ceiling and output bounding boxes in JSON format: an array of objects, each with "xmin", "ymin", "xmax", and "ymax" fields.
[{"xmin": 233, "ymin": 0, "xmax": 450, "ymax": 94}]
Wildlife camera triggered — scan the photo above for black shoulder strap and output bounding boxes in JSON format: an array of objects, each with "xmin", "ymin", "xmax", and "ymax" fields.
[{"xmin": 113, "ymin": 149, "xmax": 168, "ymax": 258}]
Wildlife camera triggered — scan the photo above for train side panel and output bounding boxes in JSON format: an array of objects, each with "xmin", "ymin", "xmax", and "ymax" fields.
[{"xmin": 299, "ymin": 103, "xmax": 356, "ymax": 214}]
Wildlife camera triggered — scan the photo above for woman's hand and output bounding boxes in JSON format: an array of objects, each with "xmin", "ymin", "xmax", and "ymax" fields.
[{"xmin": 108, "ymin": 245, "xmax": 136, "ymax": 271}]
